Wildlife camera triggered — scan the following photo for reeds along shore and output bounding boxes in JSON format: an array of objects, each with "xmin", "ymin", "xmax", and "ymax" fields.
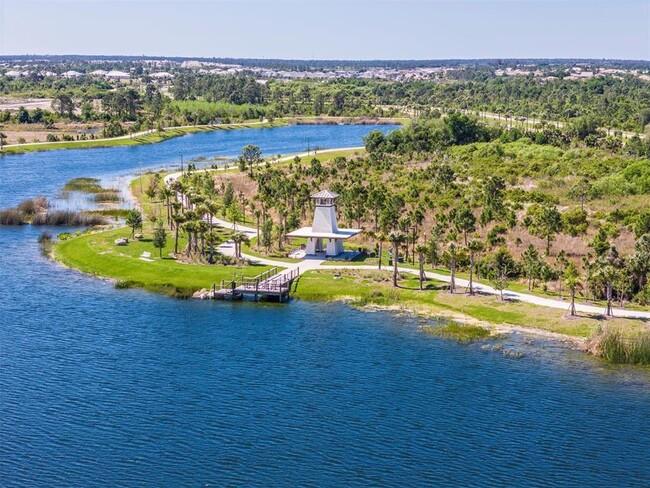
[
  {"xmin": 0, "ymin": 197, "xmax": 108, "ymax": 226},
  {"xmin": 595, "ymin": 326, "xmax": 650, "ymax": 365}
]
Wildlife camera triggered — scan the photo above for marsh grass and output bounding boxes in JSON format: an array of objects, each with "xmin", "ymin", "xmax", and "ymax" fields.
[
  {"xmin": 597, "ymin": 326, "xmax": 650, "ymax": 365},
  {"xmin": 93, "ymin": 190, "xmax": 121, "ymax": 203},
  {"xmin": 421, "ymin": 322, "xmax": 491, "ymax": 344},
  {"xmin": 38, "ymin": 231, "xmax": 53, "ymax": 257},
  {"xmin": 0, "ymin": 209, "xmax": 26, "ymax": 225},
  {"xmin": 17, "ymin": 196, "xmax": 49, "ymax": 215},
  {"xmin": 31, "ymin": 211, "xmax": 108, "ymax": 226},
  {"xmin": 63, "ymin": 177, "xmax": 104, "ymax": 193},
  {"xmin": 88, "ymin": 208, "xmax": 131, "ymax": 219},
  {"xmin": 0, "ymin": 196, "xmax": 52, "ymax": 225},
  {"xmin": 115, "ymin": 279, "xmax": 197, "ymax": 298}
]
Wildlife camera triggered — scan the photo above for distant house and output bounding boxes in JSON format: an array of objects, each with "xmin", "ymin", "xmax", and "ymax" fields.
[
  {"xmin": 63, "ymin": 70, "xmax": 84, "ymax": 78},
  {"xmin": 150, "ymin": 71, "xmax": 173, "ymax": 80},
  {"xmin": 105, "ymin": 70, "xmax": 130, "ymax": 80},
  {"xmin": 89, "ymin": 69, "xmax": 108, "ymax": 77}
]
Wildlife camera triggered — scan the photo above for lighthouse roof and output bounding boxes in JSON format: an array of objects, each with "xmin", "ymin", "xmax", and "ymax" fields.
[{"xmin": 311, "ymin": 189, "xmax": 339, "ymax": 199}]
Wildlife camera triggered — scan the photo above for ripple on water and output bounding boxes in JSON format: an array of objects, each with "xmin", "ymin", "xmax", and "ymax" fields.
[{"xmin": 1, "ymin": 126, "xmax": 650, "ymax": 486}]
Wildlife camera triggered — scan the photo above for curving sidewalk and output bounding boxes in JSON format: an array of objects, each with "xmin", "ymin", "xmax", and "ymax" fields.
[
  {"xmin": 163, "ymin": 158, "xmax": 650, "ymax": 320},
  {"xmin": 333, "ymin": 265, "xmax": 650, "ymax": 320}
]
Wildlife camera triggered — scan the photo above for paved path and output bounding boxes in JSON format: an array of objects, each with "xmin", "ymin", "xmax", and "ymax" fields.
[
  {"xmin": 333, "ymin": 265, "xmax": 650, "ymax": 319},
  {"xmin": 164, "ymin": 157, "xmax": 650, "ymax": 320}
]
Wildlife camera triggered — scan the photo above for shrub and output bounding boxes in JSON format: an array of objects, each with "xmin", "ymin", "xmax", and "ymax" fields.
[
  {"xmin": 37, "ymin": 231, "xmax": 53, "ymax": 243},
  {"xmin": 422, "ymin": 322, "xmax": 491, "ymax": 344},
  {"xmin": 0, "ymin": 209, "xmax": 26, "ymax": 225},
  {"xmin": 115, "ymin": 280, "xmax": 138, "ymax": 289},
  {"xmin": 17, "ymin": 196, "xmax": 48, "ymax": 216},
  {"xmin": 634, "ymin": 284, "xmax": 650, "ymax": 306},
  {"xmin": 562, "ymin": 207, "xmax": 588, "ymax": 236}
]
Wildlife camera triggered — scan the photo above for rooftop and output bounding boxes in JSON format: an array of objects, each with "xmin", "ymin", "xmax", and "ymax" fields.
[
  {"xmin": 311, "ymin": 190, "xmax": 339, "ymax": 199},
  {"xmin": 286, "ymin": 227, "xmax": 361, "ymax": 240}
]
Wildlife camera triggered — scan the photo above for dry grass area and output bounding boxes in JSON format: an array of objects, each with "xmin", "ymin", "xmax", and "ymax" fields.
[{"xmin": 1, "ymin": 122, "xmax": 104, "ymax": 145}]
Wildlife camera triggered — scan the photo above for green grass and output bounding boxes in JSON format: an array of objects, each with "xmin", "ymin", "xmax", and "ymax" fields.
[
  {"xmin": 54, "ymin": 226, "xmax": 272, "ymax": 298},
  {"xmin": 171, "ymin": 100, "xmax": 268, "ymax": 118},
  {"xmin": 87, "ymin": 208, "xmax": 131, "ymax": 219},
  {"xmin": 421, "ymin": 322, "xmax": 491, "ymax": 344},
  {"xmin": 241, "ymin": 239, "xmax": 302, "ymax": 263}
]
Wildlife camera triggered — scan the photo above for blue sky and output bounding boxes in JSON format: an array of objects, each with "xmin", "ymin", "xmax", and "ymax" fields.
[{"xmin": 1, "ymin": 0, "xmax": 648, "ymax": 60}]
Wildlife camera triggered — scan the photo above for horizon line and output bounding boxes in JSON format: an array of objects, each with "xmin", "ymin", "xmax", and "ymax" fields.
[{"xmin": 2, "ymin": 54, "xmax": 649, "ymax": 63}]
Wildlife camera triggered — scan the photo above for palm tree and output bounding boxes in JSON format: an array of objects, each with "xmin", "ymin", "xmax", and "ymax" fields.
[
  {"xmin": 253, "ymin": 209, "xmax": 262, "ymax": 249},
  {"xmin": 196, "ymin": 220, "xmax": 208, "ymax": 255},
  {"xmin": 415, "ymin": 244, "xmax": 428, "ymax": 290},
  {"xmin": 596, "ymin": 247, "xmax": 624, "ymax": 317},
  {"xmin": 158, "ymin": 186, "xmax": 174, "ymax": 228},
  {"xmin": 555, "ymin": 250, "xmax": 568, "ymax": 299},
  {"xmin": 183, "ymin": 220, "xmax": 196, "ymax": 257},
  {"xmin": 205, "ymin": 199, "xmax": 220, "ymax": 229},
  {"xmin": 171, "ymin": 211, "xmax": 185, "ymax": 255},
  {"xmin": 232, "ymin": 232, "xmax": 250, "ymax": 259},
  {"xmin": 376, "ymin": 231, "xmax": 386, "ymax": 270},
  {"xmin": 563, "ymin": 261, "xmax": 581, "ymax": 316},
  {"xmin": 467, "ymin": 239, "xmax": 485, "ymax": 296},
  {"xmin": 205, "ymin": 229, "xmax": 221, "ymax": 263},
  {"xmin": 388, "ymin": 230, "xmax": 406, "ymax": 287},
  {"xmin": 125, "ymin": 209, "xmax": 142, "ymax": 238},
  {"xmin": 445, "ymin": 242, "xmax": 460, "ymax": 294}
]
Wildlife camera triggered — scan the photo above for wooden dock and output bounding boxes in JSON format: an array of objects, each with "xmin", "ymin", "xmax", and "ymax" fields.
[{"xmin": 202, "ymin": 267, "xmax": 300, "ymax": 302}]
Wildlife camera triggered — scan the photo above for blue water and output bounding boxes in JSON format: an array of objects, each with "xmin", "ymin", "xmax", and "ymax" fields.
[
  {"xmin": 0, "ymin": 124, "xmax": 392, "ymax": 209},
  {"xmin": 1, "ymin": 125, "xmax": 649, "ymax": 487}
]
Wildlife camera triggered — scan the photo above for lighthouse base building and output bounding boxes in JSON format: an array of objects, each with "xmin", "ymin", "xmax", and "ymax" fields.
[{"xmin": 286, "ymin": 190, "xmax": 361, "ymax": 257}]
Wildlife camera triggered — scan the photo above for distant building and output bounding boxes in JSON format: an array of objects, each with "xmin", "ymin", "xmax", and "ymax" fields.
[
  {"xmin": 105, "ymin": 70, "xmax": 130, "ymax": 80},
  {"xmin": 150, "ymin": 71, "xmax": 173, "ymax": 80},
  {"xmin": 286, "ymin": 190, "xmax": 362, "ymax": 257}
]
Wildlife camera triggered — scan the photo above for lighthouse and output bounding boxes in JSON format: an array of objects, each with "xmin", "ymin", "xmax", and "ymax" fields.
[{"xmin": 286, "ymin": 190, "xmax": 362, "ymax": 257}]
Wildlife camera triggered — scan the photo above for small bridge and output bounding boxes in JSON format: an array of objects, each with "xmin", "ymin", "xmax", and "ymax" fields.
[{"xmin": 209, "ymin": 266, "xmax": 300, "ymax": 302}]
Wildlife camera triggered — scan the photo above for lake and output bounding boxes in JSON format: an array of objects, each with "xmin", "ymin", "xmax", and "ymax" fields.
[{"xmin": 1, "ymin": 125, "xmax": 649, "ymax": 486}]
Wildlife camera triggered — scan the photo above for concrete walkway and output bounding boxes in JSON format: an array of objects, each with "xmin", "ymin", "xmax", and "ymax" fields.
[
  {"xmin": 164, "ymin": 158, "xmax": 650, "ymax": 320},
  {"xmin": 333, "ymin": 265, "xmax": 650, "ymax": 320}
]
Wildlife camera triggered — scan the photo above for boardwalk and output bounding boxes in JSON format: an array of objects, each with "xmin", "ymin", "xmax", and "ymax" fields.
[
  {"xmin": 165, "ymin": 166, "xmax": 650, "ymax": 318},
  {"xmin": 202, "ymin": 267, "xmax": 300, "ymax": 302}
]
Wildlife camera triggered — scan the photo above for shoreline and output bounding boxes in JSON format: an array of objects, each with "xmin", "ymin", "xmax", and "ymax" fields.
[
  {"xmin": 311, "ymin": 296, "xmax": 588, "ymax": 350},
  {"xmin": 0, "ymin": 116, "xmax": 402, "ymax": 155},
  {"xmin": 43, "ymin": 124, "xmax": 648, "ymax": 365}
]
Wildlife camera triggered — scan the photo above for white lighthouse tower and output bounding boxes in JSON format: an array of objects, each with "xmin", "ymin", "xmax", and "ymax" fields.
[{"xmin": 286, "ymin": 190, "xmax": 361, "ymax": 257}]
